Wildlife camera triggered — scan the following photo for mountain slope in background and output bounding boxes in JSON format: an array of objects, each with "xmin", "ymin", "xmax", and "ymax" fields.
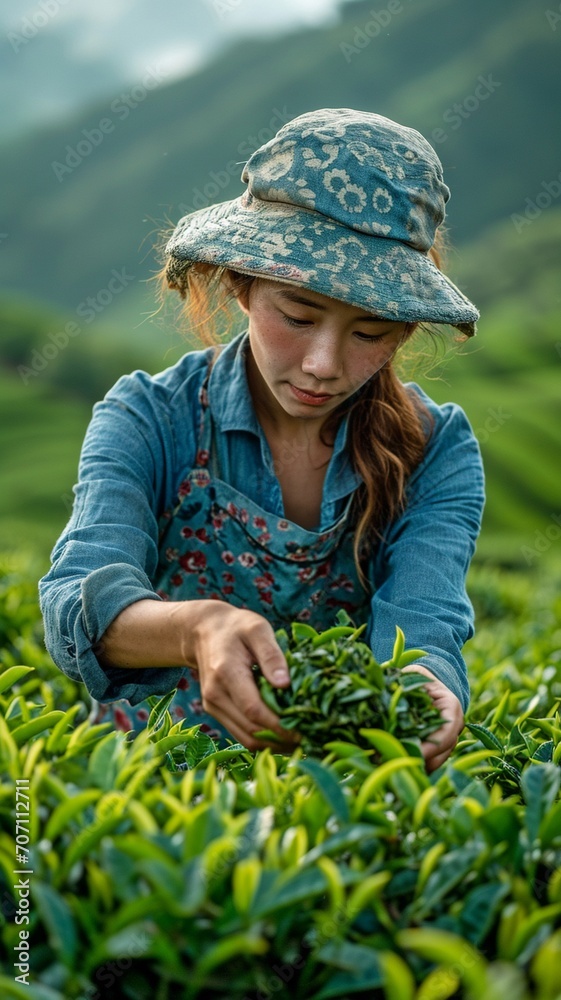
[
  {"xmin": 2, "ymin": 208, "xmax": 560, "ymax": 570},
  {"xmin": 2, "ymin": 0, "xmax": 560, "ymax": 572},
  {"xmin": 1, "ymin": 0, "xmax": 558, "ymax": 326}
]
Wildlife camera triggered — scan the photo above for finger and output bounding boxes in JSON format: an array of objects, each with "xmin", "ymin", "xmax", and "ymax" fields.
[
  {"xmin": 244, "ymin": 623, "xmax": 291, "ymax": 688},
  {"xmin": 203, "ymin": 666, "xmax": 300, "ymax": 751},
  {"xmin": 425, "ymin": 747, "xmax": 454, "ymax": 773}
]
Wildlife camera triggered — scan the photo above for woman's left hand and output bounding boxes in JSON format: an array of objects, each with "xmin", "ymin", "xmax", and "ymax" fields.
[{"xmin": 401, "ymin": 664, "xmax": 465, "ymax": 773}]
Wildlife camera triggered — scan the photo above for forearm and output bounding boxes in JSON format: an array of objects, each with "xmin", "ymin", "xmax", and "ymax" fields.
[{"xmin": 96, "ymin": 598, "xmax": 212, "ymax": 671}]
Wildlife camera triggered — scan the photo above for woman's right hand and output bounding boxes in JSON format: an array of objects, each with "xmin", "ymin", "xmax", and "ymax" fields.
[{"xmin": 187, "ymin": 601, "xmax": 302, "ymax": 753}]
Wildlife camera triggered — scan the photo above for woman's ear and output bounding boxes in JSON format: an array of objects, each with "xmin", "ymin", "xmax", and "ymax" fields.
[
  {"xmin": 224, "ymin": 269, "xmax": 253, "ymax": 315},
  {"xmin": 235, "ymin": 285, "xmax": 251, "ymax": 315}
]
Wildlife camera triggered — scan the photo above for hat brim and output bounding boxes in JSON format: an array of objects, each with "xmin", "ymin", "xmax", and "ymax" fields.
[{"xmin": 166, "ymin": 196, "xmax": 479, "ymax": 337}]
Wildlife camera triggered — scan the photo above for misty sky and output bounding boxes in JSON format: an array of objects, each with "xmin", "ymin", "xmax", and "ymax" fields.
[{"xmin": 2, "ymin": 0, "xmax": 351, "ymax": 135}]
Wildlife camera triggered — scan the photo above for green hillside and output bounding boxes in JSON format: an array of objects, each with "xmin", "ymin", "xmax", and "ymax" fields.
[
  {"xmin": 2, "ymin": 0, "xmax": 559, "ymax": 574},
  {"xmin": 1, "ymin": 0, "xmax": 559, "ymax": 328},
  {"xmin": 1, "ymin": 207, "xmax": 560, "ymax": 572}
]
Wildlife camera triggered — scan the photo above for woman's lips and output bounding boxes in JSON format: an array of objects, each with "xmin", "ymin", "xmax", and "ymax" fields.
[{"xmin": 289, "ymin": 384, "xmax": 335, "ymax": 405}]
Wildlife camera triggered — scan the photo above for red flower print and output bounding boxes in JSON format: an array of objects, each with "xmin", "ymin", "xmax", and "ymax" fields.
[
  {"xmin": 259, "ymin": 591, "xmax": 273, "ymax": 605},
  {"xmin": 199, "ymin": 575, "xmax": 208, "ymax": 585},
  {"xmin": 196, "ymin": 449, "xmax": 210, "ymax": 466},
  {"xmin": 181, "ymin": 526, "xmax": 194, "ymax": 539},
  {"xmin": 222, "ymin": 585, "xmax": 234, "ymax": 595},
  {"xmin": 296, "ymin": 608, "xmax": 312, "ymax": 621},
  {"xmin": 178, "ymin": 480, "xmax": 192, "ymax": 497},
  {"xmin": 238, "ymin": 552, "xmax": 257, "ymax": 568},
  {"xmin": 136, "ymin": 708, "xmax": 149, "ymax": 721},
  {"xmin": 113, "ymin": 707, "xmax": 132, "ymax": 733},
  {"xmin": 195, "ymin": 527, "xmax": 210, "ymax": 542},
  {"xmin": 253, "ymin": 515, "xmax": 268, "ymax": 529},
  {"xmin": 221, "ymin": 550, "xmax": 235, "ymax": 565},
  {"xmin": 193, "ymin": 470, "xmax": 210, "ymax": 488},
  {"xmin": 297, "ymin": 567, "xmax": 315, "ymax": 583},
  {"xmin": 179, "ymin": 550, "xmax": 207, "ymax": 573},
  {"xmin": 178, "ymin": 676, "xmax": 190, "ymax": 690},
  {"xmin": 170, "ymin": 573, "xmax": 183, "ymax": 587},
  {"xmin": 227, "ymin": 502, "xmax": 238, "ymax": 517},
  {"xmin": 254, "ymin": 571, "xmax": 275, "ymax": 591},
  {"xmin": 277, "ymin": 520, "xmax": 290, "ymax": 531},
  {"xmin": 239, "ymin": 507, "xmax": 249, "ymax": 524},
  {"xmin": 156, "ymin": 589, "xmax": 170, "ymax": 601},
  {"xmin": 222, "ymin": 572, "xmax": 235, "ymax": 583},
  {"xmin": 173, "ymin": 706, "xmax": 186, "ymax": 719},
  {"xmin": 212, "ymin": 516, "xmax": 225, "ymax": 529},
  {"xmin": 190, "ymin": 698, "xmax": 203, "ymax": 714},
  {"xmin": 257, "ymin": 532, "xmax": 272, "ymax": 545},
  {"xmin": 166, "ymin": 547, "xmax": 179, "ymax": 562}
]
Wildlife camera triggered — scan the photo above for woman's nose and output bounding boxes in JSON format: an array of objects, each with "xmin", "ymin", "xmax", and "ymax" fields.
[{"xmin": 301, "ymin": 333, "xmax": 344, "ymax": 380}]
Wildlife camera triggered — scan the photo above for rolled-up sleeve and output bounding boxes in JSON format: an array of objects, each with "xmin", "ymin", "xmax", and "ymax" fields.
[
  {"xmin": 38, "ymin": 370, "xmax": 194, "ymax": 705},
  {"xmin": 366, "ymin": 391, "xmax": 485, "ymax": 713}
]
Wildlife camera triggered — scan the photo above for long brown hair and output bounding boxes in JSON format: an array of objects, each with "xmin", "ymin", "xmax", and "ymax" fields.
[{"xmin": 154, "ymin": 235, "xmax": 454, "ymax": 589}]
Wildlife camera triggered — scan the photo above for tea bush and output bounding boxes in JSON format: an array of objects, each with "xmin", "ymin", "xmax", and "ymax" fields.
[{"xmin": 0, "ymin": 552, "xmax": 561, "ymax": 1000}]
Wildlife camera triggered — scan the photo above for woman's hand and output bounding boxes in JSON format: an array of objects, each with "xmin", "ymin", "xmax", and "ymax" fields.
[
  {"xmin": 401, "ymin": 664, "xmax": 464, "ymax": 773},
  {"xmin": 189, "ymin": 601, "xmax": 301, "ymax": 754}
]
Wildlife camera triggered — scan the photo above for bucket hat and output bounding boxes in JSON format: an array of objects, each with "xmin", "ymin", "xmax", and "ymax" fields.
[{"xmin": 165, "ymin": 108, "xmax": 479, "ymax": 336}]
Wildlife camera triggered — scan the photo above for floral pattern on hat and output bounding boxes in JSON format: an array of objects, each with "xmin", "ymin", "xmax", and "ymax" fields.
[{"xmin": 166, "ymin": 108, "xmax": 479, "ymax": 335}]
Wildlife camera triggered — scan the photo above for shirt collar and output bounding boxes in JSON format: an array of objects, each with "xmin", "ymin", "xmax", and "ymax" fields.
[{"xmin": 207, "ymin": 330, "xmax": 262, "ymax": 435}]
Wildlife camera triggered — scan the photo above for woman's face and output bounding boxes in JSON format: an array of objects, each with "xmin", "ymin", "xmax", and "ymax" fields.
[{"xmin": 236, "ymin": 278, "xmax": 410, "ymax": 426}]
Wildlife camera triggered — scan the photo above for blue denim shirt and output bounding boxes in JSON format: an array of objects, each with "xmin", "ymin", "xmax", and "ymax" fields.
[{"xmin": 38, "ymin": 330, "xmax": 485, "ymax": 713}]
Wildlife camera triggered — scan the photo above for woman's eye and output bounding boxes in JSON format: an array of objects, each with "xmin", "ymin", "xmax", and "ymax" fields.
[
  {"xmin": 354, "ymin": 331, "xmax": 387, "ymax": 343},
  {"xmin": 282, "ymin": 313, "xmax": 310, "ymax": 327}
]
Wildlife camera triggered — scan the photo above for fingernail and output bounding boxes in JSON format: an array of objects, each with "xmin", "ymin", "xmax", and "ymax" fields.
[{"xmin": 272, "ymin": 670, "xmax": 289, "ymax": 685}]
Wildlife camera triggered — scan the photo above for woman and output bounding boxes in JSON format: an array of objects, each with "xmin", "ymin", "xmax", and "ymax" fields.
[{"xmin": 39, "ymin": 108, "xmax": 485, "ymax": 771}]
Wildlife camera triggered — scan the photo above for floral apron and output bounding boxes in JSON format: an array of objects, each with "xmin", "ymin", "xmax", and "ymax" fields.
[{"xmin": 92, "ymin": 355, "xmax": 371, "ymax": 746}]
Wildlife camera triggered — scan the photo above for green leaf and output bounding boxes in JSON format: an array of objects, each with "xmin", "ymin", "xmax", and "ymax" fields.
[
  {"xmin": 465, "ymin": 723, "xmax": 504, "ymax": 751},
  {"xmin": 0, "ymin": 665, "xmax": 34, "ymax": 695},
  {"xmin": 44, "ymin": 788, "xmax": 102, "ymax": 842},
  {"xmin": 392, "ymin": 626, "xmax": 405, "ymax": 664},
  {"xmin": 314, "ymin": 940, "xmax": 383, "ymax": 998},
  {"xmin": 147, "ymin": 690, "xmax": 176, "ymax": 733},
  {"xmin": 532, "ymin": 740, "xmax": 554, "ymax": 762},
  {"xmin": 294, "ymin": 757, "xmax": 350, "ymax": 823},
  {"xmin": 396, "ymin": 928, "xmax": 486, "ymax": 994},
  {"xmin": 539, "ymin": 799, "xmax": 561, "ymax": 848},
  {"xmin": 88, "ymin": 730, "xmax": 126, "ymax": 789},
  {"xmin": 378, "ymin": 951, "xmax": 416, "ymax": 1000},
  {"xmin": 521, "ymin": 763, "xmax": 561, "ymax": 843},
  {"xmin": 32, "ymin": 880, "xmax": 77, "ymax": 966},
  {"xmin": 358, "ymin": 728, "xmax": 410, "ymax": 759},
  {"xmin": 11, "ymin": 711, "xmax": 65, "ymax": 746},
  {"xmin": 459, "ymin": 881, "xmax": 511, "ymax": 947},
  {"xmin": 406, "ymin": 845, "xmax": 482, "ymax": 921}
]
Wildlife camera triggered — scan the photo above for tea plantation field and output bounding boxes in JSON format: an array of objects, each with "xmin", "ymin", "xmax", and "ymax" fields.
[{"xmin": 1, "ymin": 553, "xmax": 561, "ymax": 999}]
